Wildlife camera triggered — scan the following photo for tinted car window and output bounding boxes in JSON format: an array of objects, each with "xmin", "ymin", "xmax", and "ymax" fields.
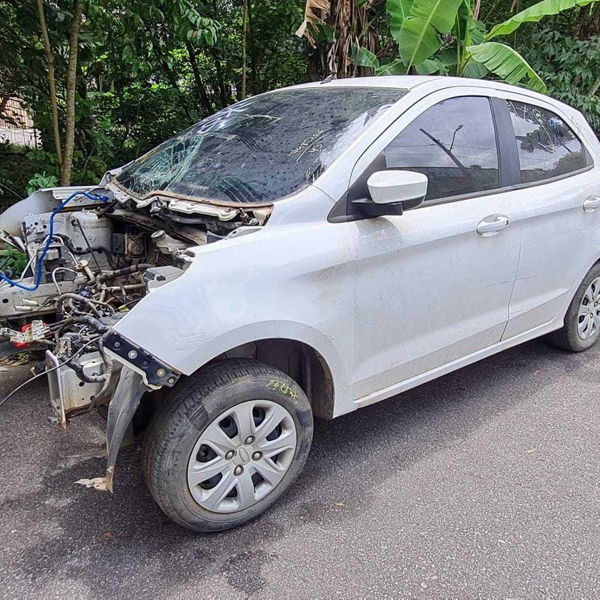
[
  {"xmin": 507, "ymin": 100, "xmax": 591, "ymax": 184},
  {"xmin": 116, "ymin": 87, "xmax": 404, "ymax": 204},
  {"xmin": 383, "ymin": 96, "xmax": 499, "ymax": 201}
]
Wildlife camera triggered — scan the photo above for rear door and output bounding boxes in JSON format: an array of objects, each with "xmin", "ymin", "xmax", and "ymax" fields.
[
  {"xmin": 498, "ymin": 98, "xmax": 600, "ymax": 338},
  {"xmin": 349, "ymin": 91, "xmax": 522, "ymax": 401}
]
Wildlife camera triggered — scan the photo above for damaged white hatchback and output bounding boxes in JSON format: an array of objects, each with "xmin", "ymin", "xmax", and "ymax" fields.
[{"xmin": 1, "ymin": 76, "xmax": 600, "ymax": 532}]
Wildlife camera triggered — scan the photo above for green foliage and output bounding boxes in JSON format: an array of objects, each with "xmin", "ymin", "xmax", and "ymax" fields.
[
  {"xmin": 387, "ymin": 0, "xmax": 413, "ymax": 40},
  {"xmin": 26, "ymin": 172, "xmax": 59, "ymax": 195},
  {"xmin": 355, "ymin": 47, "xmax": 379, "ymax": 68},
  {"xmin": 0, "ymin": 0, "xmax": 308, "ymax": 200},
  {"xmin": 380, "ymin": 0, "xmax": 599, "ymax": 92},
  {"xmin": 468, "ymin": 42, "xmax": 547, "ymax": 92},
  {"xmin": 523, "ymin": 29, "xmax": 600, "ymax": 133},
  {"xmin": 0, "ymin": 247, "xmax": 28, "ymax": 278},
  {"xmin": 397, "ymin": 0, "xmax": 464, "ymax": 69},
  {"xmin": 0, "ymin": 145, "xmax": 54, "ymax": 206},
  {"xmin": 486, "ymin": 0, "xmax": 597, "ymax": 39},
  {"xmin": 0, "ymin": 0, "xmax": 598, "ymax": 208}
]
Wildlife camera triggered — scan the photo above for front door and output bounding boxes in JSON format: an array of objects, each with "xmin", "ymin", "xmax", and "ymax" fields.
[{"xmin": 350, "ymin": 94, "xmax": 522, "ymax": 401}]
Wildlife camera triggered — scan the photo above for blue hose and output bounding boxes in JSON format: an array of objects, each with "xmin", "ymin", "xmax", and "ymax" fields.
[{"xmin": 0, "ymin": 190, "xmax": 110, "ymax": 291}]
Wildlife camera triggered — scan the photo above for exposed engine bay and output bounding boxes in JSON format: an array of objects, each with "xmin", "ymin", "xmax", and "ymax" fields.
[{"xmin": 0, "ymin": 184, "xmax": 271, "ymax": 430}]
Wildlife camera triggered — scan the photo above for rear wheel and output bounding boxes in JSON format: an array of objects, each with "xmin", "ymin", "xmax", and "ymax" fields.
[
  {"xmin": 549, "ymin": 263, "xmax": 600, "ymax": 352},
  {"xmin": 143, "ymin": 359, "xmax": 313, "ymax": 532}
]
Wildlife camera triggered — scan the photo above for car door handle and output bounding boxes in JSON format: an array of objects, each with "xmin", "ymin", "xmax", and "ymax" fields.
[
  {"xmin": 476, "ymin": 215, "xmax": 510, "ymax": 237},
  {"xmin": 583, "ymin": 196, "xmax": 600, "ymax": 212}
]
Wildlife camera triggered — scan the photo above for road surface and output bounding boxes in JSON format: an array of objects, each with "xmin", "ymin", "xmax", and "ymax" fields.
[{"xmin": 1, "ymin": 339, "xmax": 599, "ymax": 599}]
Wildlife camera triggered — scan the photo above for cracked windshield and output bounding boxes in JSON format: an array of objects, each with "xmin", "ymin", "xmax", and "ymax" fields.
[{"xmin": 116, "ymin": 87, "xmax": 405, "ymax": 203}]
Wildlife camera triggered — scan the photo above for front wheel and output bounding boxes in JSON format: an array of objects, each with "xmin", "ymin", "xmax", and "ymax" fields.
[
  {"xmin": 549, "ymin": 263, "xmax": 600, "ymax": 352},
  {"xmin": 143, "ymin": 359, "xmax": 313, "ymax": 532}
]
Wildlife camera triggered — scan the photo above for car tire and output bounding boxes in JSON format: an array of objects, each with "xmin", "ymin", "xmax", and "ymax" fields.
[
  {"xmin": 143, "ymin": 358, "xmax": 313, "ymax": 532},
  {"xmin": 549, "ymin": 262, "xmax": 600, "ymax": 352}
]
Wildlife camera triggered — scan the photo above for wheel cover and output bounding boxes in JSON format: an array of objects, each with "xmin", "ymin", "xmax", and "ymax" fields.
[
  {"xmin": 187, "ymin": 400, "xmax": 297, "ymax": 513},
  {"xmin": 577, "ymin": 277, "xmax": 600, "ymax": 341}
]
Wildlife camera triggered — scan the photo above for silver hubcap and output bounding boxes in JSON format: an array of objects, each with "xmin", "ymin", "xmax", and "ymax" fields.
[
  {"xmin": 577, "ymin": 277, "xmax": 600, "ymax": 341},
  {"xmin": 187, "ymin": 400, "xmax": 297, "ymax": 513}
]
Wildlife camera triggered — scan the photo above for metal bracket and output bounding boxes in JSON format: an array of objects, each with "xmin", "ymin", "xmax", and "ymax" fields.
[{"xmin": 103, "ymin": 331, "xmax": 180, "ymax": 387}]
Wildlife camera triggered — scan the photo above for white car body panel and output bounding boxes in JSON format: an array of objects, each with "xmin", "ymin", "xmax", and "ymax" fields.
[
  {"xmin": 110, "ymin": 76, "xmax": 600, "ymax": 418},
  {"xmin": 349, "ymin": 190, "xmax": 522, "ymax": 400},
  {"xmin": 113, "ymin": 186, "xmax": 358, "ymax": 415},
  {"xmin": 502, "ymin": 168, "xmax": 600, "ymax": 338}
]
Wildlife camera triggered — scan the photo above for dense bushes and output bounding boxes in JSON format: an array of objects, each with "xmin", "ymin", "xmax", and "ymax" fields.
[
  {"xmin": 0, "ymin": 0, "xmax": 598, "ymax": 205},
  {"xmin": 525, "ymin": 30, "xmax": 600, "ymax": 133}
]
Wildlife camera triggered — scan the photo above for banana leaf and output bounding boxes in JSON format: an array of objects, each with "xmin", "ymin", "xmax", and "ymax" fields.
[
  {"xmin": 387, "ymin": 0, "xmax": 414, "ymax": 42},
  {"xmin": 486, "ymin": 0, "xmax": 598, "ymax": 40},
  {"xmin": 355, "ymin": 47, "xmax": 380, "ymax": 68},
  {"xmin": 467, "ymin": 42, "xmax": 547, "ymax": 92},
  {"xmin": 398, "ymin": 0, "xmax": 464, "ymax": 70}
]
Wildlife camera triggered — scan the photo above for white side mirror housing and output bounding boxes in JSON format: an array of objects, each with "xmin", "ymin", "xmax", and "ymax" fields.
[{"xmin": 367, "ymin": 170, "xmax": 428, "ymax": 206}]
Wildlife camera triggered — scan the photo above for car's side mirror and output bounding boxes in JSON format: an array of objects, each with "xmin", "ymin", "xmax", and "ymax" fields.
[{"xmin": 351, "ymin": 170, "xmax": 428, "ymax": 218}]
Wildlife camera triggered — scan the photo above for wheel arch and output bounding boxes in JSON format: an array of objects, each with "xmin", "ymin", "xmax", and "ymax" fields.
[
  {"xmin": 557, "ymin": 246, "xmax": 600, "ymax": 324},
  {"xmin": 204, "ymin": 338, "xmax": 336, "ymax": 420}
]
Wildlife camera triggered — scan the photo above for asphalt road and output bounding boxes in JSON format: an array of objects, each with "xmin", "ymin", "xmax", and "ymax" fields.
[{"xmin": 1, "ymin": 338, "xmax": 599, "ymax": 599}]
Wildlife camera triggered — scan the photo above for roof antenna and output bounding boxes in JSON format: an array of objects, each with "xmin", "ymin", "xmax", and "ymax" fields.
[{"xmin": 320, "ymin": 74, "xmax": 336, "ymax": 85}]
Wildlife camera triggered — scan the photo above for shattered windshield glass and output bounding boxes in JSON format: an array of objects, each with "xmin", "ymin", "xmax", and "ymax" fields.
[{"xmin": 115, "ymin": 87, "xmax": 405, "ymax": 204}]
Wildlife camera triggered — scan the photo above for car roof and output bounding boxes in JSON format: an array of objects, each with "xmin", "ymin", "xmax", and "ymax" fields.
[
  {"xmin": 284, "ymin": 75, "xmax": 580, "ymax": 120},
  {"xmin": 288, "ymin": 75, "xmax": 533, "ymax": 94},
  {"xmin": 292, "ymin": 75, "xmax": 447, "ymax": 90}
]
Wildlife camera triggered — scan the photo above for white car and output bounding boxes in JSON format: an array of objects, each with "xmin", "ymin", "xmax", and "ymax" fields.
[{"xmin": 1, "ymin": 76, "xmax": 599, "ymax": 532}]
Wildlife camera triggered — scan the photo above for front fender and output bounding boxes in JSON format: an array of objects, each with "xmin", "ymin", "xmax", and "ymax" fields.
[{"xmin": 111, "ymin": 213, "xmax": 357, "ymax": 415}]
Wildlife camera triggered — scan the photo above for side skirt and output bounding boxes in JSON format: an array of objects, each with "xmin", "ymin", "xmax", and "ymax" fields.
[{"xmin": 352, "ymin": 317, "xmax": 563, "ymax": 411}]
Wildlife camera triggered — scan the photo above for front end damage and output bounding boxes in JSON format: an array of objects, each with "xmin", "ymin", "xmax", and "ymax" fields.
[
  {"xmin": 0, "ymin": 182, "xmax": 271, "ymax": 489},
  {"xmin": 46, "ymin": 329, "xmax": 180, "ymax": 492}
]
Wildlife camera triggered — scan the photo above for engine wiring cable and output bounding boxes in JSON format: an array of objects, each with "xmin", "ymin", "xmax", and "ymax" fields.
[
  {"xmin": 72, "ymin": 218, "xmax": 103, "ymax": 273},
  {"xmin": 0, "ymin": 336, "xmax": 103, "ymax": 410},
  {"xmin": 0, "ymin": 190, "xmax": 110, "ymax": 292},
  {"xmin": 56, "ymin": 292, "xmax": 109, "ymax": 318}
]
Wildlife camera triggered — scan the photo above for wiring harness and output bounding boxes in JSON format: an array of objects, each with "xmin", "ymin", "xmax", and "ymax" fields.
[{"xmin": 0, "ymin": 190, "xmax": 110, "ymax": 291}]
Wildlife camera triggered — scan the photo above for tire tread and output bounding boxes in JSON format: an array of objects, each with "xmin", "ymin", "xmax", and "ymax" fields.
[{"xmin": 142, "ymin": 358, "xmax": 312, "ymax": 531}]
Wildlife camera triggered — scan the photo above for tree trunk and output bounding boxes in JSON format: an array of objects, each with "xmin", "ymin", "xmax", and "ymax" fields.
[
  {"xmin": 60, "ymin": 0, "xmax": 83, "ymax": 186},
  {"xmin": 35, "ymin": 0, "xmax": 63, "ymax": 168},
  {"xmin": 240, "ymin": 0, "xmax": 249, "ymax": 99},
  {"xmin": 185, "ymin": 40, "xmax": 214, "ymax": 115},
  {"xmin": 578, "ymin": 4, "xmax": 600, "ymax": 39},
  {"xmin": 0, "ymin": 96, "xmax": 9, "ymax": 116}
]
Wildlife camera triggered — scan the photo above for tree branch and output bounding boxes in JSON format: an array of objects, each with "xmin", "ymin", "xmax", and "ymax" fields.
[{"xmin": 185, "ymin": 40, "xmax": 213, "ymax": 115}]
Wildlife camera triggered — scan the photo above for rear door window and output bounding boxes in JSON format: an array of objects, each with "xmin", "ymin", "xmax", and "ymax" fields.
[{"xmin": 507, "ymin": 100, "xmax": 591, "ymax": 184}]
